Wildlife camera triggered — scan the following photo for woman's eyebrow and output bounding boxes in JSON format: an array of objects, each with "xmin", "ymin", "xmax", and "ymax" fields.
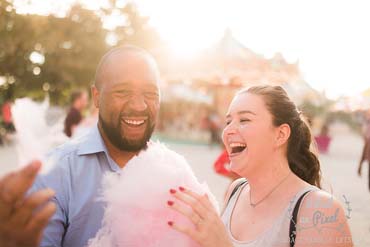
[
  {"xmin": 238, "ymin": 110, "xmax": 256, "ymax": 115},
  {"xmin": 226, "ymin": 110, "xmax": 256, "ymax": 118}
]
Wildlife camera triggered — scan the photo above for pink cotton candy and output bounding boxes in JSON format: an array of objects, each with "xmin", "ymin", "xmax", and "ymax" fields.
[{"xmin": 88, "ymin": 142, "xmax": 218, "ymax": 247}]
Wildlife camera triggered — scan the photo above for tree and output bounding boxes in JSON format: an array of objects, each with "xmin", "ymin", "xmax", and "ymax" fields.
[
  {"xmin": 0, "ymin": 0, "xmax": 162, "ymax": 105},
  {"xmin": 0, "ymin": 0, "xmax": 37, "ymax": 102},
  {"xmin": 107, "ymin": 3, "xmax": 162, "ymax": 50}
]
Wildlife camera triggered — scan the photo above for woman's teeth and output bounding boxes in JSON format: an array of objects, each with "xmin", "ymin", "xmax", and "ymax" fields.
[{"xmin": 230, "ymin": 142, "xmax": 247, "ymax": 154}]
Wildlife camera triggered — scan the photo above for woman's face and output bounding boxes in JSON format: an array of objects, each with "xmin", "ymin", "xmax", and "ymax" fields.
[{"xmin": 222, "ymin": 92, "xmax": 278, "ymax": 176}]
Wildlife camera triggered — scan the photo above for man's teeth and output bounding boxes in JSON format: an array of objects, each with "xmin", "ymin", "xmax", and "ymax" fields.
[{"xmin": 124, "ymin": 119, "xmax": 145, "ymax": 125}]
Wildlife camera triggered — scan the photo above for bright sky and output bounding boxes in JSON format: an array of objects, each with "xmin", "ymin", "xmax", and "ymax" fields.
[{"xmin": 13, "ymin": 0, "xmax": 370, "ymax": 99}]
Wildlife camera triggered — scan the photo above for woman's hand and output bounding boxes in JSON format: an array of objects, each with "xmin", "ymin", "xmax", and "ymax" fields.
[{"xmin": 167, "ymin": 187, "xmax": 233, "ymax": 247}]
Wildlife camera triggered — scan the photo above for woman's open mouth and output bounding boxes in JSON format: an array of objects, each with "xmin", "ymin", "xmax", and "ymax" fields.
[{"xmin": 229, "ymin": 142, "xmax": 247, "ymax": 156}]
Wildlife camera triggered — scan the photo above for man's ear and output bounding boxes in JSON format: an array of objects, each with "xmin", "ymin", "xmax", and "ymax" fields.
[
  {"xmin": 91, "ymin": 85, "xmax": 100, "ymax": 109},
  {"xmin": 275, "ymin": 123, "xmax": 291, "ymax": 147}
]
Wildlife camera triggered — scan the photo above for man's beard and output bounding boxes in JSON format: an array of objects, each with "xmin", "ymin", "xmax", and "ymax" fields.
[{"xmin": 99, "ymin": 111, "xmax": 155, "ymax": 152}]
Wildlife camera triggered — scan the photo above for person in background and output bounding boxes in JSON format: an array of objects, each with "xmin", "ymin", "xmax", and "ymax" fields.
[
  {"xmin": 203, "ymin": 109, "xmax": 222, "ymax": 147},
  {"xmin": 358, "ymin": 109, "xmax": 370, "ymax": 191},
  {"xmin": 1, "ymin": 100, "xmax": 15, "ymax": 132},
  {"xmin": 63, "ymin": 90, "xmax": 89, "ymax": 137},
  {"xmin": 213, "ymin": 148, "xmax": 241, "ymax": 200},
  {"xmin": 314, "ymin": 123, "xmax": 331, "ymax": 154},
  {"xmin": 72, "ymin": 103, "xmax": 99, "ymax": 138},
  {"xmin": 213, "ymin": 148, "xmax": 240, "ymax": 180},
  {"xmin": 1, "ymin": 100, "xmax": 16, "ymax": 144}
]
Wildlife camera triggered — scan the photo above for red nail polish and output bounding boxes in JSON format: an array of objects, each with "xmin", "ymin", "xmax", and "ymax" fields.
[
  {"xmin": 168, "ymin": 221, "xmax": 173, "ymax": 226},
  {"xmin": 169, "ymin": 189, "xmax": 176, "ymax": 194},
  {"xmin": 179, "ymin": 186, "xmax": 185, "ymax": 192},
  {"xmin": 167, "ymin": 200, "xmax": 174, "ymax": 206}
]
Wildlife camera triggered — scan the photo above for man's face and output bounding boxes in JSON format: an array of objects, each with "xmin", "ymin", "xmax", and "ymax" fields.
[{"xmin": 93, "ymin": 52, "xmax": 160, "ymax": 152}]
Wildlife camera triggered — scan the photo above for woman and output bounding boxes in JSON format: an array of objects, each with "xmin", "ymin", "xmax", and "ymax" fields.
[{"xmin": 167, "ymin": 85, "xmax": 352, "ymax": 246}]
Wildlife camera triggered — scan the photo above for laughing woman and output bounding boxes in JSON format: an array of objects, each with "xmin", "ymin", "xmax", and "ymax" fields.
[{"xmin": 167, "ymin": 85, "xmax": 353, "ymax": 247}]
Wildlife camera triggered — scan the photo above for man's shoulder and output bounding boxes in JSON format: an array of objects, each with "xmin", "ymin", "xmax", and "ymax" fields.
[
  {"xmin": 49, "ymin": 137, "xmax": 83, "ymax": 159},
  {"xmin": 44, "ymin": 134, "xmax": 95, "ymax": 173},
  {"xmin": 32, "ymin": 136, "xmax": 93, "ymax": 192},
  {"xmin": 41, "ymin": 141, "xmax": 80, "ymax": 177}
]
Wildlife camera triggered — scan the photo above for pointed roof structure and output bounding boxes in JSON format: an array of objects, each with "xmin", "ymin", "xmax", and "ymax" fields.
[
  {"xmin": 156, "ymin": 29, "xmax": 319, "ymax": 104},
  {"xmin": 213, "ymin": 28, "xmax": 257, "ymax": 61}
]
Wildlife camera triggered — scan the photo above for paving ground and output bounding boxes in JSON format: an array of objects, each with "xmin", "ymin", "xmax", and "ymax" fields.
[{"xmin": 1, "ymin": 122, "xmax": 369, "ymax": 246}]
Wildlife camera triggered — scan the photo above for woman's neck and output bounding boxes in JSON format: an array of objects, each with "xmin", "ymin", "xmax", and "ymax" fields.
[{"xmin": 243, "ymin": 158, "xmax": 292, "ymax": 203}]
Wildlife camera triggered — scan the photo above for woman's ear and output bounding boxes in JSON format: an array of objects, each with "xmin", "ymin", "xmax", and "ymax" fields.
[{"xmin": 275, "ymin": 123, "xmax": 291, "ymax": 147}]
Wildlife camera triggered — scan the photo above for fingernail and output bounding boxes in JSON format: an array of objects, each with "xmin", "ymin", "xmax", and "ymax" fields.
[
  {"xmin": 167, "ymin": 200, "xmax": 174, "ymax": 206},
  {"xmin": 179, "ymin": 186, "xmax": 185, "ymax": 192},
  {"xmin": 169, "ymin": 189, "xmax": 176, "ymax": 194},
  {"xmin": 168, "ymin": 221, "xmax": 174, "ymax": 226}
]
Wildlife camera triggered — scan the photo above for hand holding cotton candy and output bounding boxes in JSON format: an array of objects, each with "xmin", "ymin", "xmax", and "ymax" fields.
[
  {"xmin": 167, "ymin": 186, "xmax": 234, "ymax": 247},
  {"xmin": 88, "ymin": 142, "xmax": 219, "ymax": 247}
]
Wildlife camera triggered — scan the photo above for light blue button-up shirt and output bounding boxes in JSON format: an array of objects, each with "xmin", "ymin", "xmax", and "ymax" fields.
[{"xmin": 30, "ymin": 126, "xmax": 122, "ymax": 247}]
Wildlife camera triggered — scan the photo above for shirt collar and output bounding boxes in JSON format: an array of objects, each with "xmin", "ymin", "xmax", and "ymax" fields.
[
  {"xmin": 77, "ymin": 125, "xmax": 107, "ymax": 156},
  {"xmin": 77, "ymin": 125, "xmax": 123, "ymax": 172}
]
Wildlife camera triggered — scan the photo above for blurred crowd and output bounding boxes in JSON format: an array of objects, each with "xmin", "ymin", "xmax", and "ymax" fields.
[
  {"xmin": 157, "ymin": 101, "xmax": 224, "ymax": 145},
  {"xmin": 1, "ymin": 91, "xmax": 370, "ymax": 155}
]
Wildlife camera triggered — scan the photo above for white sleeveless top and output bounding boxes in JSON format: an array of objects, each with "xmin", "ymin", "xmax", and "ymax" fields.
[{"xmin": 221, "ymin": 182, "xmax": 316, "ymax": 247}]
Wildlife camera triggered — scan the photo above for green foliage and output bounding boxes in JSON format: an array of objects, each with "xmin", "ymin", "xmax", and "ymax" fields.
[
  {"xmin": 326, "ymin": 111, "xmax": 362, "ymax": 134},
  {"xmin": 0, "ymin": 0, "xmax": 161, "ymax": 105},
  {"xmin": 299, "ymin": 99, "xmax": 362, "ymax": 133},
  {"xmin": 299, "ymin": 99, "xmax": 333, "ymax": 119}
]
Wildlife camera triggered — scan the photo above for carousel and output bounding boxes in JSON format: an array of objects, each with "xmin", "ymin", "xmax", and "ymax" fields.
[{"xmin": 153, "ymin": 30, "xmax": 320, "ymax": 142}]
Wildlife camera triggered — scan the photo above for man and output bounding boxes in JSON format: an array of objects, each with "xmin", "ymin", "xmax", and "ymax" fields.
[
  {"xmin": 64, "ymin": 90, "xmax": 89, "ymax": 137},
  {"xmin": 0, "ymin": 45, "xmax": 161, "ymax": 246},
  {"xmin": 32, "ymin": 45, "xmax": 160, "ymax": 246}
]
